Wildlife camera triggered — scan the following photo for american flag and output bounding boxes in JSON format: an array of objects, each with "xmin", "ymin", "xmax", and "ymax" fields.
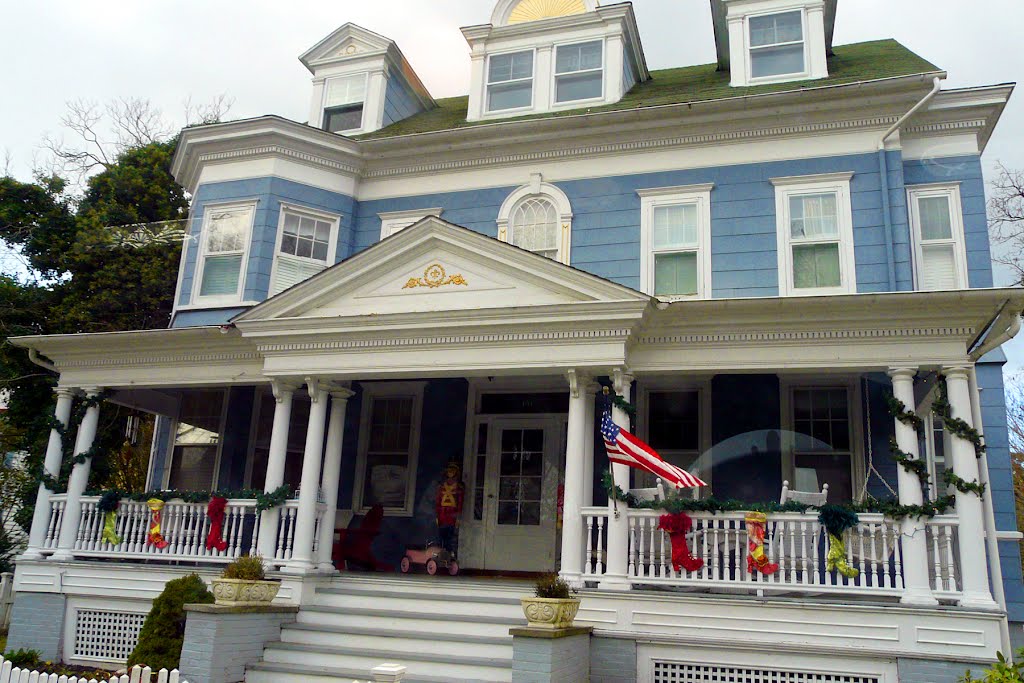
[{"xmin": 600, "ymin": 408, "xmax": 707, "ymax": 489}]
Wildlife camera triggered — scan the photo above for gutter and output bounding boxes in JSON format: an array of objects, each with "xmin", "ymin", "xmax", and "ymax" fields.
[
  {"xmin": 970, "ymin": 310, "xmax": 1023, "ymax": 361},
  {"xmin": 877, "ymin": 76, "xmax": 943, "ymax": 290},
  {"xmin": 27, "ymin": 348, "xmax": 56, "ymax": 373}
]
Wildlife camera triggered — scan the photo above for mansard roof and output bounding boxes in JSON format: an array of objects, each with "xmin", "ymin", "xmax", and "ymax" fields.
[{"xmin": 359, "ymin": 39, "xmax": 941, "ymax": 139}]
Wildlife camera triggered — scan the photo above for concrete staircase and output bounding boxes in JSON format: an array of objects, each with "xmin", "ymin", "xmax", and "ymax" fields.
[{"xmin": 246, "ymin": 574, "xmax": 530, "ymax": 683}]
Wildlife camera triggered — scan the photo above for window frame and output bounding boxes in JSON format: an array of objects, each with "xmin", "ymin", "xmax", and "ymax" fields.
[
  {"xmin": 485, "ymin": 48, "xmax": 537, "ymax": 114},
  {"xmin": 352, "ymin": 381, "xmax": 427, "ymax": 517},
  {"xmin": 267, "ymin": 203, "xmax": 341, "ymax": 297},
  {"xmin": 772, "ymin": 172, "xmax": 856, "ymax": 296},
  {"xmin": 779, "ymin": 378, "xmax": 864, "ymax": 502},
  {"xmin": 321, "ymin": 72, "xmax": 369, "ymax": 134},
  {"xmin": 163, "ymin": 388, "xmax": 229, "ymax": 491},
  {"xmin": 192, "ymin": 200, "xmax": 258, "ymax": 306},
  {"xmin": 636, "ymin": 377, "xmax": 713, "ymax": 494},
  {"xmin": 378, "ymin": 208, "xmax": 444, "ymax": 240},
  {"xmin": 496, "ymin": 178, "xmax": 573, "ymax": 265},
  {"xmin": 638, "ymin": 183, "xmax": 714, "ymax": 300},
  {"xmin": 907, "ymin": 182, "xmax": 968, "ymax": 291},
  {"xmin": 551, "ymin": 39, "xmax": 605, "ymax": 107},
  {"xmin": 745, "ymin": 8, "xmax": 809, "ymax": 84}
]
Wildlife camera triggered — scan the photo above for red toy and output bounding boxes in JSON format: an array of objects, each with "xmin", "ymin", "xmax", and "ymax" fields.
[{"xmin": 400, "ymin": 544, "xmax": 459, "ymax": 576}]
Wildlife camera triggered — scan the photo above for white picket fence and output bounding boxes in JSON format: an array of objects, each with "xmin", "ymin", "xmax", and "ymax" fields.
[
  {"xmin": 0, "ymin": 572, "xmax": 13, "ymax": 630},
  {"xmin": 0, "ymin": 659, "xmax": 186, "ymax": 683}
]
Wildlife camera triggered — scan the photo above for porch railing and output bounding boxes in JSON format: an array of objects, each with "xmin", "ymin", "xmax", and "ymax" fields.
[
  {"xmin": 581, "ymin": 506, "xmax": 962, "ymax": 601},
  {"xmin": 43, "ymin": 494, "xmax": 326, "ymax": 567}
]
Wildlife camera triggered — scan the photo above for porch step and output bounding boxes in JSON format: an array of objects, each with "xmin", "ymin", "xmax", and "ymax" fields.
[{"xmin": 246, "ymin": 575, "xmax": 524, "ymax": 682}]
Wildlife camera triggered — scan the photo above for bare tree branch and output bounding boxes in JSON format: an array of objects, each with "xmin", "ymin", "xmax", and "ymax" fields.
[
  {"xmin": 990, "ymin": 163, "xmax": 1024, "ymax": 286},
  {"xmin": 183, "ymin": 94, "xmax": 234, "ymax": 127}
]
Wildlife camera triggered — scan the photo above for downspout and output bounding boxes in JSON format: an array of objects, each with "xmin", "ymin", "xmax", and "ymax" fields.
[
  {"xmin": 971, "ymin": 312, "xmax": 1023, "ymax": 362},
  {"xmin": 27, "ymin": 347, "xmax": 57, "ymax": 373},
  {"xmin": 878, "ymin": 77, "xmax": 943, "ymax": 291}
]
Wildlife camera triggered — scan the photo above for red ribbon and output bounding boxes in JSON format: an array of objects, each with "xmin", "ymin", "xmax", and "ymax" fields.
[
  {"xmin": 658, "ymin": 512, "xmax": 704, "ymax": 573},
  {"xmin": 205, "ymin": 496, "xmax": 228, "ymax": 552}
]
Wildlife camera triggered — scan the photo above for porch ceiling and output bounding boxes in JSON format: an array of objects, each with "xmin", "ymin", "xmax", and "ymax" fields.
[{"xmin": 11, "ymin": 288, "xmax": 1023, "ymax": 390}]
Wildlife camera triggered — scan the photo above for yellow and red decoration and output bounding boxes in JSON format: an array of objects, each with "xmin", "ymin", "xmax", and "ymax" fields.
[
  {"xmin": 146, "ymin": 498, "xmax": 169, "ymax": 549},
  {"xmin": 745, "ymin": 512, "xmax": 779, "ymax": 575}
]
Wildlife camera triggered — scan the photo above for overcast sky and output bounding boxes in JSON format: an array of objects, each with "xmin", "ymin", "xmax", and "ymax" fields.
[{"xmin": 3, "ymin": 0, "xmax": 1024, "ymax": 366}]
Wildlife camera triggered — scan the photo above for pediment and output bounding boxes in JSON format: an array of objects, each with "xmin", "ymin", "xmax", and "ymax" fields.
[
  {"xmin": 233, "ymin": 217, "xmax": 649, "ymax": 323},
  {"xmin": 299, "ymin": 23, "xmax": 393, "ymax": 70}
]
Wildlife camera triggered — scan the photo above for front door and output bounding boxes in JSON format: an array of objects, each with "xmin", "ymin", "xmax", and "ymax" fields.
[{"xmin": 482, "ymin": 418, "xmax": 560, "ymax": 572}]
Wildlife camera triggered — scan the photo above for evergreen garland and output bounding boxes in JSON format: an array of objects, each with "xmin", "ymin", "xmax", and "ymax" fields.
[
  {"xmin": 885, "ymin": 392, "xmax": 924, "ymax": 433},
  {"xmin": 942, "ymin": 469, "xmax": 986, "ymax": 497},
  {"xmin": 888, "ymin": 436, "xmax": 930, "ymax": 486},
  {"xmin": 84, "ymin": 485, "xmax": 293, "ymax": 513},
  {"xmin": 932, "ymin": 378, "xmax": 985, "ymax": 458}
]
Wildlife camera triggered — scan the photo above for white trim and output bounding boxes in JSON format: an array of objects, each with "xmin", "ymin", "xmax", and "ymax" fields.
[
  {"xmin": 907, "ymin": 183, "xmax": 969, "ymax": 291},
  {"xmin": 550, "ymin": 38, "xmax": 605, "ymax": 108},
  {"xmin": 778, "ymin": 377, "xmax": 864, "ymax": 501},
  {"xmin": 772, "ymin": 172, "xmax": 856, "ymax": 296},
  {"xmin": 744, "ymin": 8, "xmax": 810, "ymax": 85},
  {"xmin": 352, "ymin": 380, "xmax": 427, "ymax": 517},
  {"xmin": 378, "ymin": 207, "xmax": 444, "ymax": 240},
  {"xmin": 267, "ymin": 203, "xmax": 342, "ymax": 297},
  {"xmin": 191, "ymin": 200, "xmax": 258, "ymax": 308},
  {"xmin": 496, "ymin": 177, "xmax": 573, "ymax": 265},
  {"xmin": 636, "ymin": 376, "xmax": 713, "ymax": 493},
  {"xmin": 485, "ymin": 47, "xmax": 537, "ymax": 115},
  {"xmin": 638, "ymin": 184, "xmax": 714, "ymax": 300},
  {"xmin": 320, "ymin": 72, "xmax": 369, "ymax": 134}
]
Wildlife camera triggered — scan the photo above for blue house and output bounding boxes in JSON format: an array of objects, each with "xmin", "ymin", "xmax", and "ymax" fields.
[{"xmin": 6, "ymin": 0, "xmax": 1024, "ymax": 681}]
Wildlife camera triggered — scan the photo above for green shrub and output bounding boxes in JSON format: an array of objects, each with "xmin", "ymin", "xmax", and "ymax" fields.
[
  {"xmin": 961, "ymin": 650, "xmax": 1024, "ymax": 682},
  {"xmin": 127, "ymin": 573, "xmax": 213, "ymax": 671},
  {"xmin": 534, "ymin": 574, "xmax": 572, "ymax": 599},
  {"xmin": 2, "ymin": 648, "xmax": 41, "ymax": 668},
  {"xmin": 221, "ymin": 554, "xmax": 266, "ymax": 581}
]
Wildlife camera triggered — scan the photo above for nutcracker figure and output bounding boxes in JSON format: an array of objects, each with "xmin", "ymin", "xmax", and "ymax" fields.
[{"xmin": 435, "ymin": 459, "xmax": 465, "ymax": 554}]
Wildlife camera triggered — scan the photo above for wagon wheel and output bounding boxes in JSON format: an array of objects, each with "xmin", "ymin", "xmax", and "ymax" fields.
[
  {"xmin": 426, "ymin": 558, "xmax": 438, "ymax": 575},
  {"xmin": 448, "ymin": 560, "xmax": 459, "ymax": 576},
  {"xmin": 400, "ymin": 557, "xmax": 411, "ymax": 573}
]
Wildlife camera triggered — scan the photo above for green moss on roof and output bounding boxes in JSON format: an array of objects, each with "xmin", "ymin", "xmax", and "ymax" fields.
[{"xmin": 359, "ymin": 40, "xmax": 940, "ymax": 140}]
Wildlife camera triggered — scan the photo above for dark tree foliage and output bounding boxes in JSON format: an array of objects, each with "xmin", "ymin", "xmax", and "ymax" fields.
[{"xmin": 127, "ymin": 574, "xmax": 214, "ymax": 671}]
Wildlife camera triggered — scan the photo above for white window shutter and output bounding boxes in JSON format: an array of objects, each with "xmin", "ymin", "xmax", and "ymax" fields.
[{"xmin": 272, "ymin": 256, "xmax": 327, "ymax": 296}]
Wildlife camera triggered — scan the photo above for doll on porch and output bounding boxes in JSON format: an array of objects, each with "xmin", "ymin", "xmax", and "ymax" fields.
[{"xmin": 436, "ymin": 459, "xmax": 465, "ymax": 554}]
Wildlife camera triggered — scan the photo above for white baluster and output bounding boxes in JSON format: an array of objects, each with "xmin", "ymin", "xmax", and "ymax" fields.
[{"xmin": 595, "ymin": 515, "xmax": 605, "ymax": 575}]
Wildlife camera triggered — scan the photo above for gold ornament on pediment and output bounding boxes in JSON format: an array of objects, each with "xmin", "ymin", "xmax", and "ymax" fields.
[{"xmin": 402, "ymin": 263, "xmax": 469, "ymax": 290}]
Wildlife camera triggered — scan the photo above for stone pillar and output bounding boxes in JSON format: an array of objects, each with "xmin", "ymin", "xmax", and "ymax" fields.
[
  {"xmin": 943, "ymin": 366, "xmax": 998, "ymax": 609},
  {"xmin": 510, "ymin": 626, "xmax": 593, "ymax": 683},
  {"xmin": 256, "ymin": 380, "xmax": 296, "ymax": 562},
  {"xmin": 51, "ymin": 388, "xmax": 102, "ymax": 562},
  {"xmin": 560, "ymin": 370, "xmax": 589, "ymax": 586},
  {"xmin": 888, "ymin": 368, "xmax": 938, "ymax": 606},
  {"xmin": 22, "ymin": 387, "xmax": 75, "ymax": 560},
  {"xmin": 317, "ymin": 386, "xmax": 354, "ymax": 571},
  {"xmin": 283, "ymin": 378, "xmax": 330, "ymax": 574},
  {"xmin": 180, "ymin": 604, "xmax": 298, "ymax": 683},
  {"xmin": 599, "ymin": 369, "xmax": 632, "ymax": 591}
]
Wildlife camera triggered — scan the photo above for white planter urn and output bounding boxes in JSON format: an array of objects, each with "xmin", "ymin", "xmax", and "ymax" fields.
[
  {"xmin": 520, "ymin": 597, "xmax": 581, "ymax": 629},
  {"xmin": 211, "ymin": 578, "xmax": 280, "ymax": 607}
]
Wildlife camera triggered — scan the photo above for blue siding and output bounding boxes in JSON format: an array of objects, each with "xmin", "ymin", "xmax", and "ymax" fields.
[
  {"xmin": 383, "ymin": 72, "xmax": 426, "ymax": 127},
  {"xmin": 902, "ymin": 155, "xmax": 993, "ymax": 288},
  {"xmin": 976, "ymin": 361, "xmax": 1024, "ymax": 621},
  {"xmin": 171, "ymin": 307, "xmax": 251, "ymax": 328},
  {"xmin": 622, "ymin": 43, "xmax": 637, "ymax": 94}
]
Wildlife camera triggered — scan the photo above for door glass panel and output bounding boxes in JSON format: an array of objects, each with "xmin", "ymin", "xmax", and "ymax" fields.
[{"xmin": 497, "ymin": 428, "xmax": 544, "ymax": 526}]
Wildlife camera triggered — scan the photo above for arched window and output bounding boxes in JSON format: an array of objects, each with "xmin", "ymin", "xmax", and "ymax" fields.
[
  {"xmin": 497, "ymin": 176, "xmax": 573, "ymax": 265},
  {"xmin": 510, "ymin": 196, "xmax": 559, "ymax": 259}
]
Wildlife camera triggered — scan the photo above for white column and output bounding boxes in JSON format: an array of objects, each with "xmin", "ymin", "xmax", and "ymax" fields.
[
  {"xmin": 22, "ymin": 387, "xmax": 76, "ymax": 560},
  {"xmin": 888, "ymin": 368, "xmax": 938, "ymax": 606},
  {"xmin": 51, "ymin": 388, "xmax": 102, "ymax": 562},
  {"xmin": 560, "ymin": 370, "xmax": 589, "ymax": 586},
  {"xmin": 256, "ymin": 380, "xmax": 297, "ymax": 561},
  {"xmin": 317, "ymin": 386, "xmax": 354, "ymax": 571},
  {"xmin": 599, "ymin": 369, "xmax": 633, "ymax": 591},
  {"xmin": 283, "ymin": 378, "xmax": 330, "ymax": 574},
  {"xmin": 582, "ymin": 387, "xmax": 596, "ymax": 509},
  {"xmin": 944, "ymin": 366, "xmax": 998, "ymax": 609}
]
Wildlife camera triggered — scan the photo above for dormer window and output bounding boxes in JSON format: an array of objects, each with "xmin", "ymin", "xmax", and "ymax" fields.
[
  {"xmin": 748, "ymin": 11, "xmax": 805, "ymax": 79},
  {"xmin": 554, "ymin": 40, "xmax": 603, "ymax": 103},
  {"xmin": 322, "ymin": 74, "xmax": 367, "ymax": 133},
  {"xmin": 487, "ymin": 51, "xmax": 534, "ymax": 112}
]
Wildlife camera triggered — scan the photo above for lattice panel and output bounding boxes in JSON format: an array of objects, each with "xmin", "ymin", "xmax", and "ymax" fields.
[
  {"xmin": 74, "ymin": 609, "xmax": 147, "ymax": 662},
  {"xmin": 653, "ymin": 662, "xmax": 881, "ymax": 683}
]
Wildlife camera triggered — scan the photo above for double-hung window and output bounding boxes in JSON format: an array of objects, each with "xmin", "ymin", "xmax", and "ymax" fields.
[
  {"xmin": 748, "ymin": 10, "xmax": 806, "ymax": 79},
  {"xmin": 773, "ymin": 173, "xmax": 855, "ymax": 296},
  {"xmin": 322, "ymin": 73, "xmax": 367, "ymax": 133},
  {"xmin": 487, "ymin": 50, "xmax": 534, "ymax": 112},
  {"xmin": 637, "ymin": 387, "xmax": 707, "ymax": 490},
  {"xmin": 554, "ymin": 40, "xmax": 603, "ymax": 104},
  {"xmin": 269, "ymin": 206, "xmax": 338, "ymax": 296},
  {"xmin": 168, "ymin": 389, "xmax": 226, "ymax": 490},
  {"xmin": 196, "ymin": 203, "xmax": 255, "ymax": 303},
  {"xmin": 908, "ymin": 184, "xmax": 967, "ymax": 290},
  {"xmin": 789, "ymin": 386, "xmax": 856, "ymax": 503},
  {"xmin": 638, "ymin": 184, "xmax": 713, "ymax": 299},
  {"xmin": 353, "ymin": 382, "xmax": 426, "ymax": 516}
]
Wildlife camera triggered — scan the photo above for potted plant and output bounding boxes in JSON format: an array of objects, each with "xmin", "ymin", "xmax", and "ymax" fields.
[
  {"xmin": 210, "ymin": 555, "xmax": 280, "ymax": 607},
  {"xmin": 520, "ymin": 574, "xmax": 581, "ymax": 629}
]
